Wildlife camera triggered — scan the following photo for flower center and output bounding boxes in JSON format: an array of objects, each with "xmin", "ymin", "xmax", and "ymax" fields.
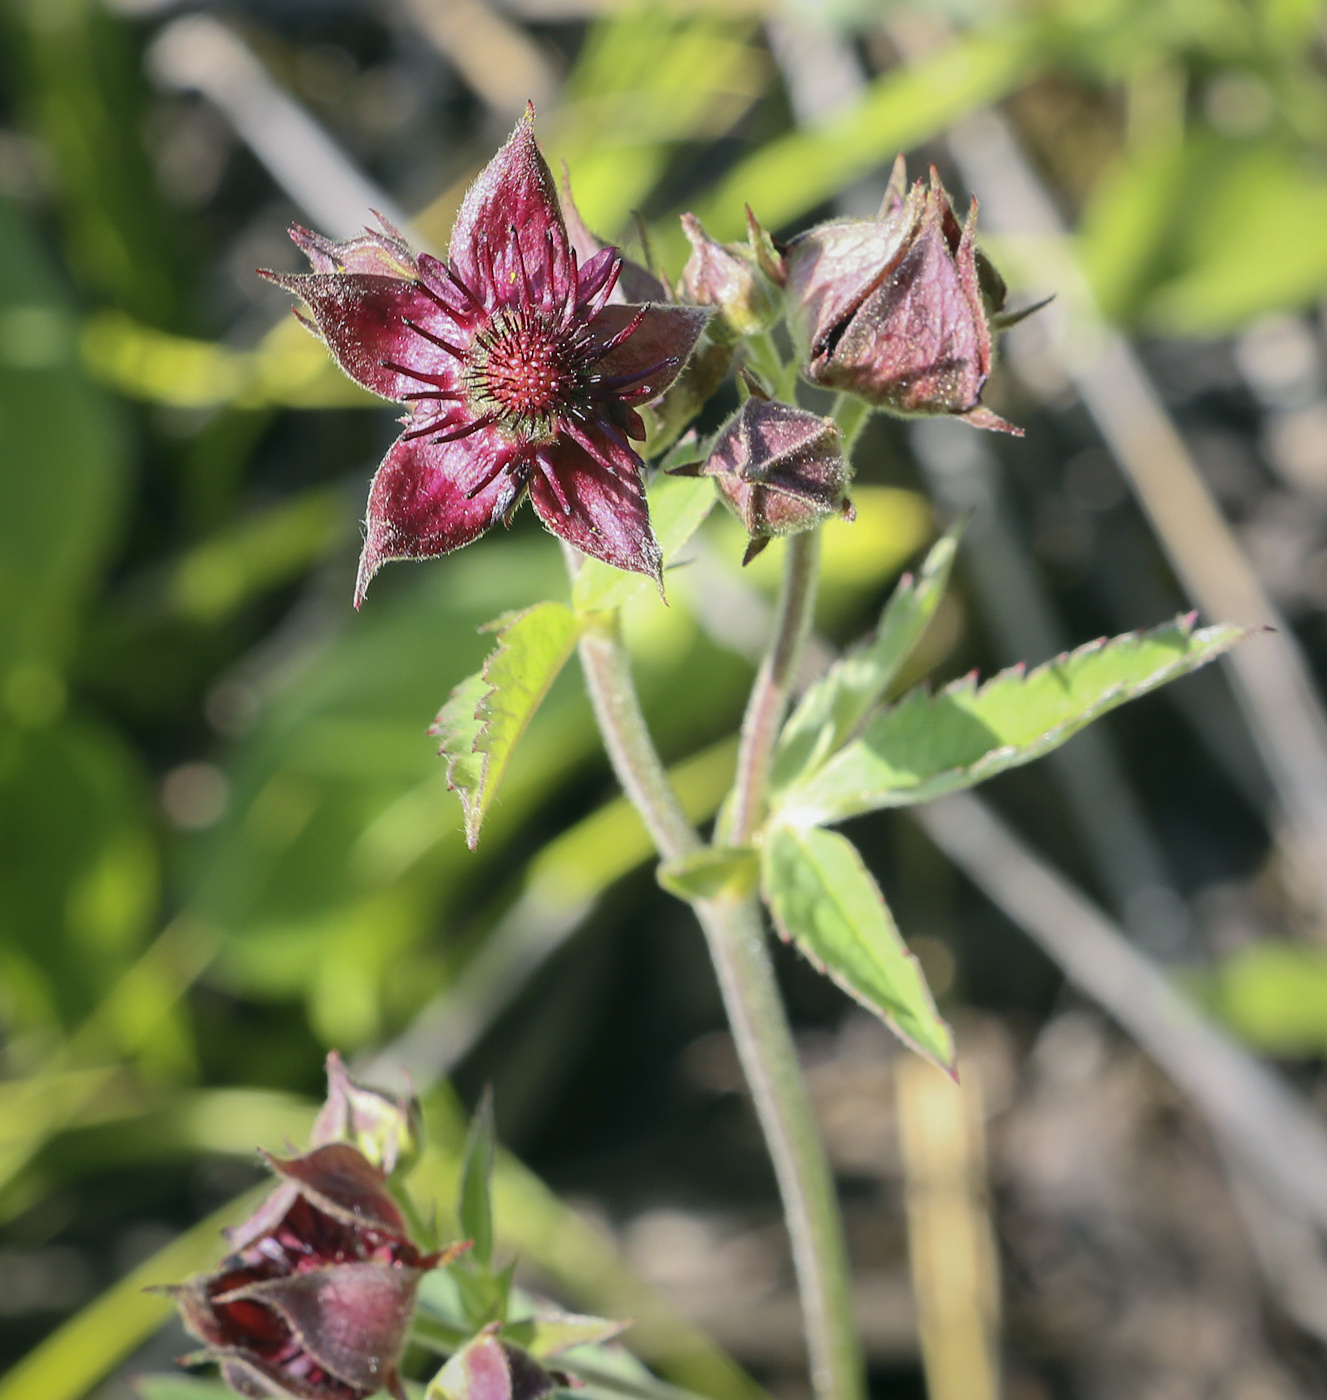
[{"xmin": 477, "ymin": 320, "xmax": 570, "ymax": 420}]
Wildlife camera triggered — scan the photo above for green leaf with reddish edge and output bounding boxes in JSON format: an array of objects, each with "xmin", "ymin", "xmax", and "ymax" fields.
[
  {"xmin": 656, "ymin": 846, "xmax": 758, "ymax": 902},
  {"xmin": 572, "ymin": 472, "xmax": 715, "ymax": 614},
  {"xmin": 504, "ymin": 1310, "xmax": 631, "ymax": 1359},
  {"xmin": 770, "ymin": 524, "xmax": 961, "ymax": 795},
  {"xmin": 775, "ymin": 616, "xmax": 1253, "ymax": 829},
  {"xmin": 761, "ymin": 825, "xmax": 954, "ymax": 1072},
  {"xmin": 433, "ymin": 603, "xmax": 586, "ymax": 849}
]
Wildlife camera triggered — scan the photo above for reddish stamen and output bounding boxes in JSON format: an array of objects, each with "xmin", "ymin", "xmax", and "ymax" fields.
[
  {"xmin": 463, "ymin": 451, "xmax": 515, "ymax": 500},
  {"xmin": 404, "ymin": 319, "xmax": 466, "ymax": 359},
  {"xmin": 598, "ymin": 306, "xmax": 648, "ymax": 355},
  {"xmin": 540, "ymin": 458, "xmax": 573, "ymax": 515}
]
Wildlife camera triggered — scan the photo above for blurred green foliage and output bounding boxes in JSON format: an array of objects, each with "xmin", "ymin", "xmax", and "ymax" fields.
[{"xmin": 7, "ymin": 0, "xmax": 1327, "ymax": 1396}]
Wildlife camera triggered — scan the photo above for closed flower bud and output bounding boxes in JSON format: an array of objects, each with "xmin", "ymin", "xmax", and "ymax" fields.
[
  {"xmin": 310, "ymin": 1052, "xmax": 421, "ymax": 1178},
  {"xmin": 785, "ymin": 156, "xmax": 1022, "ymax": 435},
  {"xmin": 427, "ymin": 1333, "xmax": 561, "ymax": 1400},
  {"xmin": 678, "ymin": 212, "xmax": 781, "ymax": 342},
  {"xmin": 676, "ymin": 396, "xmax": 851, "ymax": 563}
]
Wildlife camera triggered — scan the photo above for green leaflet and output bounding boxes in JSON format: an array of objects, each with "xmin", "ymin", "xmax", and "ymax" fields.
[
  {"xmin": 657, "ymin": 845, "xmax": 759, "ymax": 902},
  {"xmin": 770, "ymin": 526, "xmax": 960, "ymax": 795},
  {"xmin": 458, "ymin": 1087, "xmax": 497, "ymax": 1270},
  {"xmin": 572, "ymin": 473, "xmax": 715, "ymax": 614},
  {"xmin": 775, "ymin": 616, "xmax": 1250, "ymax": 828},
  {"xmin": 761, "ymin": 825, "xmax": 953, "ymax": 1072},
  {"xmin": 434, "ymin": 602, "xmax": 586, "ymax": 849},
  {"xmin": 504, "ymin": 1310, "xmax": 631, "ymax": 1358}
]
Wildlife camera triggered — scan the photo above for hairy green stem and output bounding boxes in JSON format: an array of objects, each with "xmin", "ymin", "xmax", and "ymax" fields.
[
  {"xmin": 830, "ymin": 393, "xmax": 872, "ymax": 451},
  {"xmin": 691, "ymin": 895, "xmax": 863, "ymax": 1400},
  {"xmin": 577, "ymin": 620, "xmax": 699, "ymax": 862},
  {"xmin": 720, "ymin": 529, "xmax": 821, "ymax": 846},
  {"xmin": 575, "ymin": 604, "xmax": 862, "ymax": 1400}
]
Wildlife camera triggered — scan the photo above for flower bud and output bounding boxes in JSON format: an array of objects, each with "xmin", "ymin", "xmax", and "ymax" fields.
[
  {"xmin": 677, "ymin": 212, "xmax": 781, "ymax": 341},
  {"xmin": 785, "ymin": 157, "xmax": 1021, "ymax": 435},
  {"xmin": 677, "ymin": 397, "xmax": 851, "ymax": 563},
  {"xmin": 310, "ymin": 1052, "xmax": 421, "ymax": 1178},
  {"xmin": 427, "ymin": 1333, "xmax": 560, "ymax": 1400}
]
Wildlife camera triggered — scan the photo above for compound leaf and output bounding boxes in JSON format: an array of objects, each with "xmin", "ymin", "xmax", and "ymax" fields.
[{"xmin": 775, "ymin": 615, "xmax": 1250, "ymax": 828}]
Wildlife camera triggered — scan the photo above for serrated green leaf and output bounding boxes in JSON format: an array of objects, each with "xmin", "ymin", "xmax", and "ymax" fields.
[
  {"xmin": 761, "ymin": 825, "xmax": 953, "ymax": 1071},
  {"xmin": 777, "ymin": 616, "xmax": 1251, "ymax": 827},
  {"xmin": 771, "ymin": 526, "xmax": 960, "ymax": 794},
  {"xmin": 459, "ymin": 1087, "xmax": 496, "ymax": 1270},
  {"xmin": 656, "ymin": 846, "xmax": 758, "ymax": 902},
  {"xmin": 433, "ymin": 603, "xmax": 585, "ymax": 849},
  {"xmin": 504, "ymin": 1310, "xmax": 631, "ymax": 1359},
  {"xmin": 572, "ymin": 474, "xmax": 715, "ymax": 614}
]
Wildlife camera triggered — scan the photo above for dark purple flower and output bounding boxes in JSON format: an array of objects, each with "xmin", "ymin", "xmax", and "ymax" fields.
[
  {"xmin": 170, "ymin": 1142, "xmax": 461, "ymax": 1400},
  {"xmin": 785, "ymin": 157, "xmax": 1021, "ymax": 435},
  {"xmin": 263, "ymin": 108, "xmax": 708, "ymax": 604}
]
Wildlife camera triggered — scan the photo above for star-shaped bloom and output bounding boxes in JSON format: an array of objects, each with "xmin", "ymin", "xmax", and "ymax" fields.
[{"xmin": 263, "ymin": 108, "xmax": 708, "ymax": 604}]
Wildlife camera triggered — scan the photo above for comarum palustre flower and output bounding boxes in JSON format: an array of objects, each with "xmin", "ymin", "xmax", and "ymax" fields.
[
  {"xmin": 167, "ymin": 1055, "xmax": 464, "ymax": 1400},
  {"xmin": 263, "ymin": 106, "xmax": 708, "ymax": 603}
]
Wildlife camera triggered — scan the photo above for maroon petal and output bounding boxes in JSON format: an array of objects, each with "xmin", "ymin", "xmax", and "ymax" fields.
[
  {"xmin": 530, "ymin": 430, "xmax": 660, "ymax": 584},
  {"xmin": 589, "ymin": 304, "xmax": 709, "ymax": 403},
  {"xmin": 218, "ymin": 1263, "xmax": 422, "ymax": 1392},
  {"xmin": 356, "ymin": 429, "xmax": 521, "ymax": 606},
  {"xmin": 447, "ymin": 107, "xmax": 575, "ymax": 315},
  {"xmin": 168, "ymin": 1277, "xmax": 235, "ymax": 1350},
  {"xmin": 576, "ymin": 247, "xmax": 621, "ymax": 315},
  {"xmin": 213, "ymin": 1351, "xmax": 360, "ymax": 1400},
  {"xmin": 261, "ymin": 272, "xmax": 467, "ymax": 402},
  {"xmin": 785, "ymin": 181, "xmax": 923, "ymax": 360},
  {"xmin": 260, "ymin": 1144, "xmax": 406, "ymax": 1238},
  {"xmin": 223, "ymin": 1182, "xmax": 301, "ymax": 1256}
]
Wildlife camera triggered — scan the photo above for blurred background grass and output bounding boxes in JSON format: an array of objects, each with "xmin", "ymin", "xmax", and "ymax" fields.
[{"xmin": 7, "ymin": 0, "xmax": 1327, "ymax": 1397}]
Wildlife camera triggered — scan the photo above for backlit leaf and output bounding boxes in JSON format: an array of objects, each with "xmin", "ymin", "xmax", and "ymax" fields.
[
  {"xmin": 761, "ymin": 825, "xmax": 953, "ymax": 1071},
  {"xmin": 776, "ymin": 616, "xmax": 1251, "ymax": 827},
  {"xmin": 434, "ymin": 602, "xmax": 586, "ymax": 849}
]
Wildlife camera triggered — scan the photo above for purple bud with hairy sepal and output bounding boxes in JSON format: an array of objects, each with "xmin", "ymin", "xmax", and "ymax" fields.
[
  {"xmin": 427, "ymin": 1333, "xmax": 563, "ymax": 1400},
  {"xmin": 676, "ymin": 396, "xmax": 852, "ymax": 564},
  {"xmin": 785, "ymin": 156, "xmax": 1024, "ymax": 436},
  {"xmin": 166, "ymin": 1062, "xmax": 466, "ymax": 1400},
  {"xmin": 310, "ymin": 1051, "xmax": 421, "ymax": 1178},
  {"xmin": 678, "ymin": 212, "xmax": 781, "ymax": 342}
]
